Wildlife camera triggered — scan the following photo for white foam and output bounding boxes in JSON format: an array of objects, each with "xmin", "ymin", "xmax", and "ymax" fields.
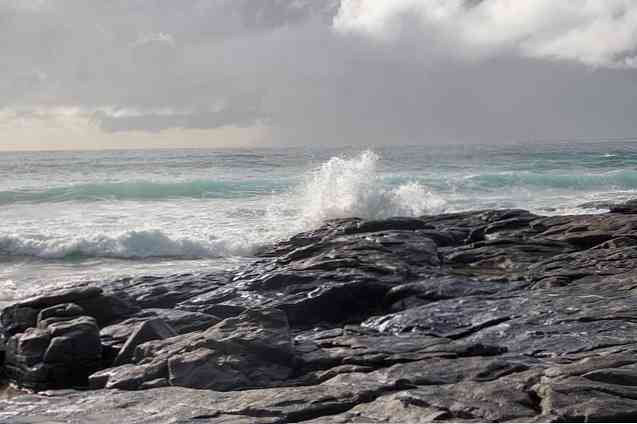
[
  {"xmin": 288, "ymin": 151, "xmax": 446, "ymax": 229},
  {"xmin": 0, "ymin": 229, "xmax": 258, "ymax": 260}
]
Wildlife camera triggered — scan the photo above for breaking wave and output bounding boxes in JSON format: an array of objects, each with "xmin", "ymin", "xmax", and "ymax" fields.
[
  {"xmin": 0, "ymin": 230, "xmax": 257, "ymax": 260},
  {"xmin": 290, "ymin": 150, "xmax": 446, "ymax": 228}
]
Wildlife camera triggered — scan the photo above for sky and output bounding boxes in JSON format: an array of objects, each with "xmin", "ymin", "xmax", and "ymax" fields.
[{"xmin": 2, "ymin": 0, "xmax": 637, "ymax": 151}]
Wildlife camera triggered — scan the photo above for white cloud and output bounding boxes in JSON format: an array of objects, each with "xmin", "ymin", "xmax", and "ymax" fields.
[{"xmin": 334, "ymin": 0, "xmax": 637, "ymax": 67}]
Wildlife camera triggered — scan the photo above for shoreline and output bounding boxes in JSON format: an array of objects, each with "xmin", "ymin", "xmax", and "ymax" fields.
[{"xmin": 1, "ymin": 203, "xmax": 637, "ymax": 422}]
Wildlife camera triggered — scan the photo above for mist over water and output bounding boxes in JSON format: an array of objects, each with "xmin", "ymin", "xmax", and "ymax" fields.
[{"xmin": 2, "ymin": 142, "xmax": 637, "ymax": 298}]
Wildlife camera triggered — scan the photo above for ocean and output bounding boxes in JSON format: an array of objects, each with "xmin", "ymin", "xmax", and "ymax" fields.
[{"xmin": 2, "ymin": 142, "xmax": 637, "ymax": 301}]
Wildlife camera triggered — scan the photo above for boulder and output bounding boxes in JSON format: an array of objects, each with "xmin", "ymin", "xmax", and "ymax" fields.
[
  {"xmin": 5, "ymin": 311, "xmax": 101, "ymax": 390},
  {"xmin": 1, "ymin": 286, "xmax": 138, "ymax": 338}
]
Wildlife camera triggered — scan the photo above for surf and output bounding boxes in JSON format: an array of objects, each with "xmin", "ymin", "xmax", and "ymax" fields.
[
  {"xmin": 0, "ymin": 151, "xmax": 445, "ymax": 261},
  {"xmin": 0, "ymin": 179, "xmax": 291, "ymax": 204}
]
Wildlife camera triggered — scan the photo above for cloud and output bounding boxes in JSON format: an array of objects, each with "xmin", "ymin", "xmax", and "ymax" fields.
[
  {"xmin": 92, "ymin": 107, "xmax": 261, "ymax": 133},
  {"xmin": 334, "ymin": 0, "xmax": 637, "ymax": 68},
  {"xmin": 1, "ymin": 0, "xmax": 637, "ymax": 148}
]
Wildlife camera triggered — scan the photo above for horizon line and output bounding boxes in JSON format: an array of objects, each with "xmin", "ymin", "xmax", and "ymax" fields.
[{"xmin": 2, "ymin": 136, "xmax": 637, "ymax": 153}]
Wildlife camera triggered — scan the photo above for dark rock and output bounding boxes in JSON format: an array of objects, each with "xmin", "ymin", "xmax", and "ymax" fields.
[
  {"xmin": 5, "ymin": 314, "xmax": 101, "ymax": 390},
  {"xmin": 535, "ymin": 352, "xmax": 637, "ymax": 421},
  {"xmin": 610, "ymin": 198, "xmax": 637, "ymax": 213},
  {"xmin": 0, "ymin": 307, "xmax": 38, "ymax": 337},
  {"xmin": 1, "ymin": 286, "xmax": 138, "ymax": 338},
  {"xmin": 383, "ymin": 276, "xmax": 523, "ymax": 312},
  {"xmin": 5, "ymin": 206, "xmax": 637, "ymax": 421},
  {"xmin": 37, "ymin": 303, "xmax": 84, "ymax": 323},
  {"xmin": 94, "ymin": 308, "xmax": 296, "ymax": 391},
  {"xmin": 113, "ymin": 318, "xmax": 177, "ymax": 366},
  {"xmin": 36, "ymin": 303, "xmax": 84, "ymax": 329},
  {"xmin": 443, "ymin": 238, "xmax": 574, "ymax": 277},
  {"xmin": 344, "ymin": 217, "xmax": 434, "ymax": 234},
  {"xmin": 104, "ymin": 271, "xmax": 232, "ymax": 309},
  {"xmin": 578, "ymin": 200, "xmax": 614, "ymax": 210},
  {"xmin": 179, "ymin": 227, "xmax": 444, "ymax": 327},
  {"xmin": 100, "ymin": 308, "xmax": 220, "ymax": 353},
  {"xmin": 139, "ymin": 309, "xmax": 220, "ymax": 334}
]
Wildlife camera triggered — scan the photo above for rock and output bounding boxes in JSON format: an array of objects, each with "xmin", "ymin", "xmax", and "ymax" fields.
[
  {"xmin": 610, "ymin": 199, "xmax": 637, "ymax": 213},
  {"xmin": 5, "ymin": 206, "xmax": 637, "ymax": 421},
  {"xmin": 112, "ymin": 318, "xmax": 177, "ymax": 366},
  {"xmin": 383, "ymin": 276, "xmax": 524, "ymax": 312},
  {"xmin": 0, "ymin": 307, "xmax": 38, "ymax": 338},
  {"xmin": 578, "ymin": 200, "xmax": 614, "ymax": 210},
  {"xmin": 1, "ymin": 286, "xmax": 138, "ymax": 338},
  {"xmin": 535, "ymin": 351, "xmax": 637, "ymax": 421},
  {"xmin": 5, "ymin": 313, "xmax": 101, "ymax": 390},
  {"xmin": 100, "ymin": 309, "xmax": 219, "ymax": 351},
  {"xmin": 94, "ymin": 308, "xmax": 296, "ymax": 391},
  {"xmin": 140, "ymin": 308, "xmax": 221, "ymax": 334},
  {"xmin": 179, "ymin": 227, "xmax": 444, "ymax": 326},
  {"xmin": 36, "ymin": 303, "xmax": 84, "ymax": 329},
  {"xmin": 104, "ymin": 271, "xmax": 231, "ymax": 309},
  {"xmin": 443, "ymin": 238, "xmax": 574, "ymax": 277}
]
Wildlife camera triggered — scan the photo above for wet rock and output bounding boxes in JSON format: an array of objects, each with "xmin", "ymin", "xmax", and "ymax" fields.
[
  {"xmin": 5, "ymin": 313, "xmax": 101, "ymax": 390},
  {"xmin": 1, "ymin": 286, "xmax": 138, "ymax": 338},
  {"xmin": 105, "ymin": 271, "xmax": 232, "ymax": 309},
  {"xmin": 535, "ymin": 352, "xmax": 637, "ymax": 421},
  {"xmin": 94, "ymin": 308, "xmax": 296, "ymax": 391},
  {"xmin": 112, "ymin": 318, "xmax": 177, "ymax": 367},
  {"xmin": 4, "ymin": 207, "xmax": 637, "ymax": 421},
  {"xmin": 36, "ymin": 303, "xmax": 84, "ymax": 329},
  {"xmin": 383, "ymin": 276, "xmax": 523, "ymax": 312},
  {"xmin": 179, "ymin": 228, "xmax": 444, "ymax": 327},
  {"xmin": 100, "ymin": 308, "xmax": 220, "ymax": 356},
  {"xmin": 443, "ymin": 238, "xmax": 574, "ymax": 277},
  {"xmin": 610, "ymin": 198, "xmax": 637, "ymax": 213}
]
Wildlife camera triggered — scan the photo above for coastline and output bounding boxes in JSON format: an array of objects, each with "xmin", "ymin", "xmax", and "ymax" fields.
[{"xmin": 2, "ymin": 203, "xmax": 637, "ymax": 422}]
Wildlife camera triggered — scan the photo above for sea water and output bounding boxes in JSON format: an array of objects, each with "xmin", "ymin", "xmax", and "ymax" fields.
[{"xmin": 2, "ymin": 142, "xmax": 637, "ymax": 300}]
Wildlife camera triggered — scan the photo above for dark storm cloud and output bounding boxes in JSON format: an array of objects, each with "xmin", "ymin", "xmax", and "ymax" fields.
[{"xmin": 1, "ymin": 0, "xmax": 637, "ymax": 144}]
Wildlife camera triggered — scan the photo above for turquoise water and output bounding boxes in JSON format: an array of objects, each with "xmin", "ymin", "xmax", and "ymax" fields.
[{"xmin": 2, "ymin": 142, "xmax": 637, "ymax": 298}]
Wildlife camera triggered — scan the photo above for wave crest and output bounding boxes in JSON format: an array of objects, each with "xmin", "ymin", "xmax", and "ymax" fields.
[{"xmin": 0, "ymin": 230, "xmax": 257, "ymax": 260}]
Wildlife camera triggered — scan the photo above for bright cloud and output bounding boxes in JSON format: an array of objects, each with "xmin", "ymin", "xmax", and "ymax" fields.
[{"xmin": 334, "ymin": 0, "xmax": 637, "ymax": 67}]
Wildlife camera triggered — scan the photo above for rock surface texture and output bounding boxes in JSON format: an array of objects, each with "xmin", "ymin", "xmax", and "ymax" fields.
[{"xmin": 2, "ymin": 206, "xmax": 637, "ymax": 422}]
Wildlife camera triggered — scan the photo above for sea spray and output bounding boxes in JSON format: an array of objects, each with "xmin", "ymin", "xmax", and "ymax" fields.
[{"xmin": 269, "ymin": 151, "xmax": 446, "ymax": 232}]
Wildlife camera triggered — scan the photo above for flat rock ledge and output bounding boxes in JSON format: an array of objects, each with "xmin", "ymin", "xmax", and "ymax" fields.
[{"xmin": 3, "ymin": 204, "xmax": 637, "ymax": 422}]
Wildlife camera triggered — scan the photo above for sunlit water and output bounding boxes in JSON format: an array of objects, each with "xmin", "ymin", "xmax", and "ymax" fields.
[{"xmin": 3, "ymin": 142, "xmax": 637, "ymax": 299}]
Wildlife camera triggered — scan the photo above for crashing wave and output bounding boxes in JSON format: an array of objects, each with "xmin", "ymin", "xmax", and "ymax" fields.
[
  {"xmin": 0, "ymin": 230, "xmax": 258, "ymax": 260},
  {"xmin": 283, "ymin": 150, "xmax": 446, "ymax": 229}
]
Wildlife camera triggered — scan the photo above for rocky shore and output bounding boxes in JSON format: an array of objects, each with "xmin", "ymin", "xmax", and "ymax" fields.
[{"xmin": 2, "ymin": 202, "xmax": 637, "ymax": 423}]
